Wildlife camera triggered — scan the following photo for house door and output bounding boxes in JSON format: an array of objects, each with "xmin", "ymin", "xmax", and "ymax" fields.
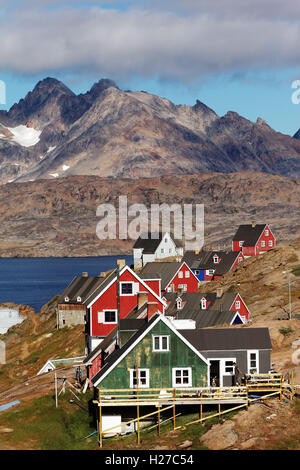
[{"xmin": 209, "ymin": 360, "xmax": 220, "ymax": 387}]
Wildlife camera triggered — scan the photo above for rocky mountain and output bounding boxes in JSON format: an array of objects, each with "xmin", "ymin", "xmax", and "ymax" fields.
[
  {"xmin": 0, "ymin": 77, "xmax": 300, "ymax": 184},
  {"xmin": 0, "ymin": 172, "xmax": 299, "ymax": 257}
]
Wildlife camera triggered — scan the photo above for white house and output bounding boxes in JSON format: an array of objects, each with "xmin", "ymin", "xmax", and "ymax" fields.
[{"xmin": 133, "ymin": 231, "xmax": 183, "ymax": 269}]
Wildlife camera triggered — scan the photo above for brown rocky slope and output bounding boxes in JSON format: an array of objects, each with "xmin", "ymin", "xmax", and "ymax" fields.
[{"xmin": 0, "ymin": 172, "xmax": 299, "ymax": 257}]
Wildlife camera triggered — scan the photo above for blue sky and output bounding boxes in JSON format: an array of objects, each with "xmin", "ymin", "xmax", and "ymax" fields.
[{"xmin": 1, "ymin": 1, "xmax": 300, "ymax": 136}]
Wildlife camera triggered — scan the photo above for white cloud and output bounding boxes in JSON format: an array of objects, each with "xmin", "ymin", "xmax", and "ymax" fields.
[{"xmin": 0, "ymin": 3, "xmax": 300, "ymax": 82}]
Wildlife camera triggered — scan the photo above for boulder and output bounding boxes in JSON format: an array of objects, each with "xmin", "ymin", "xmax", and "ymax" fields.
[{"xmin": 200, "ymin": 421, "xmax": 238, "ymax": 450}]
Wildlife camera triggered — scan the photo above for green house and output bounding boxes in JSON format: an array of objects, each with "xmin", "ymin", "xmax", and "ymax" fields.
[{"xmin": 92, "ymin": 314, "xmax": 209, "ymax": 391}]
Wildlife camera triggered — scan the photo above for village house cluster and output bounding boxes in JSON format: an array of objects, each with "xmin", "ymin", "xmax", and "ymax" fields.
[{"xmin": 49, "ymin": 222, "xmax": 276, "ymax": 433}]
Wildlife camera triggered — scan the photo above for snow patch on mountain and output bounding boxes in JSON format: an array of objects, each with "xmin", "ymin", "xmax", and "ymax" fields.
[{"xmin": 6, "ymin": 125, "xmax": 41, "ymax": 147}]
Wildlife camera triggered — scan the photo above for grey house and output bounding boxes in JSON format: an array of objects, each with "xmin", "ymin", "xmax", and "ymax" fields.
[{"xmin": 181, "ymin": 327, "xmax": 272, "ymax": 387}]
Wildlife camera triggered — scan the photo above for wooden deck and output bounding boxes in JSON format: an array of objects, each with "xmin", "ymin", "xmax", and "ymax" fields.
[{"xmin": 93, "ymin": 373, "xmax": 296, "ymax": 447}]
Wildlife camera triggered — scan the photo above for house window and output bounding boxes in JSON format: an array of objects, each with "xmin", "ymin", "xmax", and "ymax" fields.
[
  {"xmin": 176, "ymin": 298, "xmax": 183, "ymax": 310},
  {"xmin": 201, "ymin": 298, "xmax": 207, "ymax": 310},
  {"xmin": 265, "ymin": 229, "xmax": 269, "ymax": 236},
  {"xmin": 185, "ymin": 271, "xmax": 190, "ymax": 278},
  {"xmin": 224, "ymin": 360, "xmax": 235, "ymax": 374},
  {"xmin": 194, "ymin": 270, "xmax": 200, "ymax": 275},
  {"xmin": 235, "ymin": 300, "xmax": 241, "ymax": 310},
  {"xmin": 120, "ymin": 282, "xmax": 133, "ymax": 295},
  {"xmin": 104, "ymin": 310, "xmax": 117, "ymax": 323},
  {"xmin": 153, "ymin": 335, "xmax": 169, "ymax": 351},
  {"xmin": 238, "ymin": 257, "xmax": 243, "ymax": 263},
  {"xmin": 213, "ymin": 255, "xmax": 219, "ymax": 264},
  {"xmin": 77, "ymin": 296, "xmax": 82, "ymax": 302},
  {"xmin": 178, "ymin": 271, "xmax": 183, "ymax": 278},
  {"xmin": 247, "ymin": 350, "xmax": 259, "ymax": 374},
  {"xmin": 239, "ymin": 241, "xmax": 244, "ymax": 247},
  {"xmin": 130, "ymin": 369, "xmax": 149, "ymax": 388},
  {"xmin": 268, "ymin": 240, "xmax": 273, "ymax": 247},
  {"xmin": 178, "ymin": 284, "xmax": 187, "ymax": 291},
  {"xmin": 161, "ymin": 248, "xmax": 164, "ymax": 253},
  {"xmin": 208, "ymin": 270, "xmax": 214, "ymax": 276},
  {"xmin": 64, "ymin": 296, "xmax": 69, "ymax": 303},
  {"xmin": 172, "ymin": 368, "xmax": 192, "ymax": 387},
  {"xmin": 261, "ymin": 240, "xmax": 265, "ymax": 247}
]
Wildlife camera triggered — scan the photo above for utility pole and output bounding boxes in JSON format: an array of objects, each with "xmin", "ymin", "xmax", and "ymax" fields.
[
  {"xmin": 288, "ymin": 272, "xmax": 292, "ymax": 320},
  {"xmin": 116, "ymin": 261, "xmax": 121, "ymax": 348},
  {"xmin": 55, "ymin": 371, "xmax": 58, "ymax": 408},
  {"xmin": 282, "ymin": 271, "xmax": 292, "ymax": 320}
]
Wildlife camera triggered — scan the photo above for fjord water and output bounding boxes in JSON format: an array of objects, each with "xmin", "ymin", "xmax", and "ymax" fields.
[{"xmin": 0, "ymin": 256, "xmax": 133, "ymax": 312}]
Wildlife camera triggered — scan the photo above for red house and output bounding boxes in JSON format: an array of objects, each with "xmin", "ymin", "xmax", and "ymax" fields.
[
  {"xmin": 84, "ymin": 264, "xmax": 166, "ymax": 353},
  {"xmin": 232, "ymin": 222, "xmax": 275, "ymax": 256},
  {"xmin": 164, "ymin": 288, "xmax": 251, "ymax": 322},
  {"xmin": 139, "ymin": 261, "xmax": 199, "ymax": 294}
]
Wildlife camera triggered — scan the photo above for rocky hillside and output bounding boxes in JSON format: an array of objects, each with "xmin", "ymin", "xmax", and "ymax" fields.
[
  {"xmin": 1, "ymin": 77, "xmax": 300, "ymax": 184},
  {"xmin": 0, "ymin": 172, "xmax": 299, "ymax": 257}
]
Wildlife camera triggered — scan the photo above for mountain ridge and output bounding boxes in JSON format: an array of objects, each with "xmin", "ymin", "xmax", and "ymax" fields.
[{"xmin": 1, "ymin": 77, "xmax": 300, "ymax": 184}]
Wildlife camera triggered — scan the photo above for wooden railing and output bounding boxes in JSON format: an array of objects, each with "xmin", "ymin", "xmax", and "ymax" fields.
[{"xmin": 93, "ymin": 373, "xmax": 295, "ymax": 447}]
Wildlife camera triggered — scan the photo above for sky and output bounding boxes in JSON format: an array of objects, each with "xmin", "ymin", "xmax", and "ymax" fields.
[{"xmin": 1, "ymin": 0, "xmax": 300, "ymax": 135}]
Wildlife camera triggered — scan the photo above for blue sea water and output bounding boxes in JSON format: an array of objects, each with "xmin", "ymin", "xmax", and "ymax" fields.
[{"xmin": 0, "ymin": 256, "xmax": 133, "ymax": 312}]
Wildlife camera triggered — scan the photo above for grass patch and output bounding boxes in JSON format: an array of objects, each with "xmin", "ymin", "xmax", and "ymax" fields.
[
  {"xmin": 291, "ymin": 266, "xmax": 300, "ymax": 276},
  {"xmin": 279, "ymin": 326, "xmax": 294, "ymax": 336},
  {"xmin": 0, "ymin": 391, "xmax": 96, "ymax": 450}
]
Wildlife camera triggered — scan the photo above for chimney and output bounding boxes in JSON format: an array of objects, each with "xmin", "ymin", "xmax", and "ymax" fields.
[
  {"xmin": 252, "ymin": 221, "xmax": 256, "ymax": 228},
  {"xmin": 147, "ymin": 302, "xmax": 159, "ymax": 320},
  {"xmin": 138, "ymin": 292, "xmax": 148, "ymax": 308},
  {"xmin": 216, "ymin": 288, "xmax": 223, "ymax": 298},
  {"xmin": 117, "ymin": 259, "xmax": 126, "ymax": 269},
  {"xmin": 82, "ymin": 272, "xmax": 88, "ymax": 277}
]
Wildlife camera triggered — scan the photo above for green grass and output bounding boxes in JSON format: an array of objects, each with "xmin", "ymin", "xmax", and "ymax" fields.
[
  {"xmin": 279, "ymin": 326, "xmax": 294, "ymax": 336},
  {"xmin": 0, "ymin": 391, "xmax": 97, "ymax": 450},
  {"xmin": 292, "ymin": 266, "xmax": 300, "ymax": 276}
]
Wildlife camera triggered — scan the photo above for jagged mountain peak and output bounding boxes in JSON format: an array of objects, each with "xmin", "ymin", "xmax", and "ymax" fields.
[{"xmin": 1, "ymin": 76, "xmax": 300, "ymax": 185}]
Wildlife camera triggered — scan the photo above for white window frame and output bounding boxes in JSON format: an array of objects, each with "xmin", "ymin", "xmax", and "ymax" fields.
[
  {"xmin": 194, "ymin": 269, "xmax": 200, "ymax": 275},
  {"xmin": 178, "ymin": 284, "xmax": 187, "ymax": 291},
  {"xmin": 152, "ymin": 335, "xmax": 170, "ymax": 352},
  {"xmin": 223, "ymin": 358, "xmax": 237, "ymax": 376},
  {"xmin": 120, "ymin": 281, "xmax": 136, "ymax": 296},
  {"xmin": 239, "ymin": 241, "xmax": 244, "ymax": 247},
  {"xmin": 103, "ymin": 309, "xmax": 117, "ymax": 324},
  {"xmin": 129, "ymin": 368, "xmax": 150, "ymax": 388},
  {"xmin": 261, "ymin": 240, "xmax": 265, "ymax": 247},
  {"xmin": 178, "ymin": 271, "xmax": 183, "ymax": 278},
  {"xmin": 265, "ymin": 229, "xmax": 269, "ymax": 236},
  {"xmin": 177, "ymin": 299, "xmax": 183, "ymax": 310},
  {"xmin": 172, "ymin": 367, "xmax": 192, "ymax": 387},
  {"xmin": 213, "ymin": 255, "xmax": 219, "ymax": 264},
  {"xmin": 201, "ymin": 298, "xmax": 207, "ymax": 310},
  {"xmin": 268, "ymin": 240, "xmax": 273, "ymax": 247},
  {"xmin": 247, "ymin": 350, "xmax": 259, "ymax": 374},
  {"xmin": 207, "ymin": 269, "xmax": 214, "ymax": 276},
  {"xmin": 185, "ymin": 270, "xmax": 190, "ymax": 278},
  {"xmin": 235, "ymin": 300, "xmax": 241, "ymax": 310}
]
